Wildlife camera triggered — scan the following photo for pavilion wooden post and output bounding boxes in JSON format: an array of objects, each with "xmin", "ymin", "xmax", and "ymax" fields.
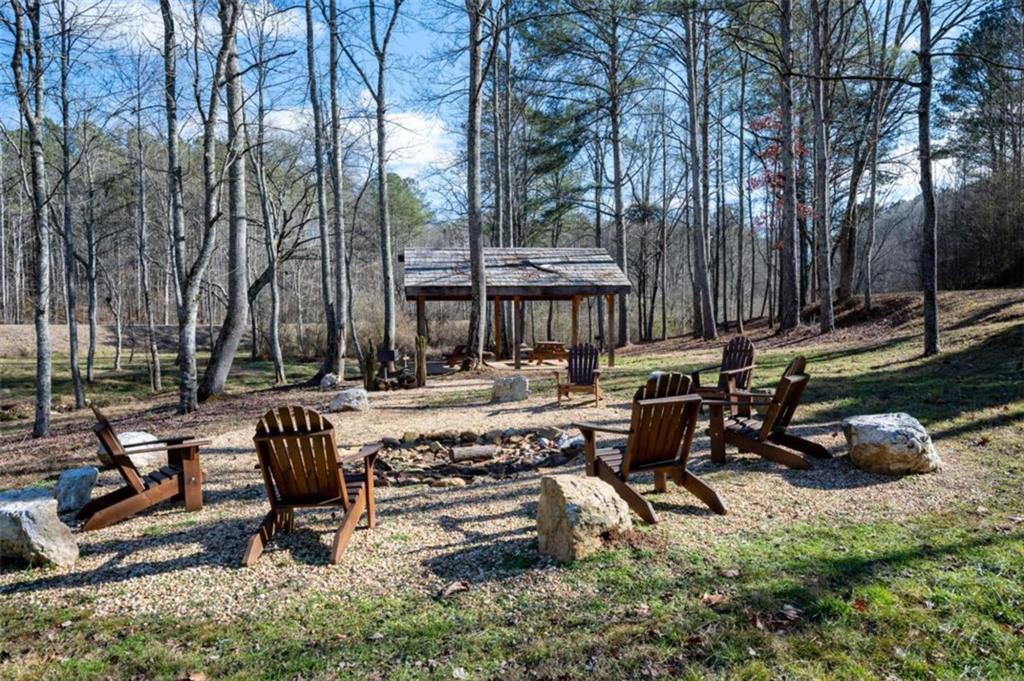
[
  {"xmin": 513, "ymin": 296, "xmax": 523, "ymax": 370},
  {"xmin": 571, "ymin": 296, "xmax": 580, "ymax": 347},
  {"xmin": 416, "ymin": 297, "xmax": 427, "ymax": 341},
  {"xmin": 492, "ymin": 297, "xmax": 502, "ymax": 360},
  {"xmin": 605, "ymin": 293, "xmax": 616, "ymax": 367}
]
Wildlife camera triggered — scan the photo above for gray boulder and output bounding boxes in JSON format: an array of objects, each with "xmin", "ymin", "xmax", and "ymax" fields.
[
  {"xmin": 492, "ymin": 376, "xmax": 529, "ymax": 403},
  {"xmin": 319, "ymin": 373, "xmax": 340, "ymax": 390},
  {"xmin": 328, "ymin": 388, "xmax": 370, "ymax": 412},
  {"xmin": 0, "ymin": 488, "xmax": 79, "ymax": 568},
  {"xmin": 97, "ymin": 430, "xmax": 162, "ymax": 470},
  {"xmin": 843, "ymin": 412, "xmax": 942, "ymax": 475},
  {"xmin": 536, "ymin": 474, "xmax": 632, "ymax": 563},
  {"xmin": 55, "ymin": 467, "xmax": 98, "ymax": 513}
]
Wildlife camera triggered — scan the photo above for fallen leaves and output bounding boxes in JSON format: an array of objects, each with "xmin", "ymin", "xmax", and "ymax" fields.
[
  {"xmin": 700, "ymin": 592, "xmax": 730, "ymax": 608},
  {"xmin": 436, "ymin": 580, "xmax": 469, "ymax": 600}
]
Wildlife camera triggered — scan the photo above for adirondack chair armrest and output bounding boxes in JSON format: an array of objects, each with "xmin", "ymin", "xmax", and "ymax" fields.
[
  {"xmin": 120, "ymin": 439, "xmax": 211, "ymax": 456},
  {"xmin": 690, "ymin": 363, "xmax": 722, "ymax": 377},
  {"xmin": 718, "ymin": 363, "xmax": 756, "ymax": 376},
  {"xmin": 338, "ymin": 443, "xmax": 381, "ymax": 470},
  {"xmin": 592, "ymin": 369, "xmax": 602, "ymax": 377},
  {"xmin": 122, "ymin": 436, "xmax": 193, "ymax": 448},
  {"xmin": 573, "ymin": 422, "xmax": 631, "ymax": 436},
  {"xmin": 636, "ymin": 394, "xmax": 701, "ymax": 407},
  {"xmin": 728, "ymin": 390, "xmax": 773, "ymax": 404}
]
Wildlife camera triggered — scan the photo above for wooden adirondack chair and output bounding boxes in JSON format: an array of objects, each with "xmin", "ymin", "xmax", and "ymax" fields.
[
  {"xmin": 554, "ymin": 343, "xmax": 602, "ymax": 405},
  {"xmin": 574, "ymin": 373, "xmax": 726, "ymax": 523},
  {"xmin": 706, "ymin": 357, "xmax": 831, "ymax": 469},
  {"xmin": 78, "ymin": 406, "xmax": 209, "ymax": 532},
  {"xmin": 243, "ymin": 406, "xmax": 380, "ymax": 567},
  {"xmin": 690, "ymin": 336, "xmax": 757, "ymax": 401}
]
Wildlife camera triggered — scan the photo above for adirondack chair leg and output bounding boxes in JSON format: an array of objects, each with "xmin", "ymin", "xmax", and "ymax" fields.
[
  {"xmin": 679, "ymin": 471, "xmax": 727, "ymax": 515},
  {"xmin": 177, "ymin": 447, "xmax": 203, "ymax": 511},
  {"xmin": 76, "ymin": 485, "xmax": 135, "ymax": 522},
  {"xmin": 243, "ymin": 510, "xmax": 285, "ymax": 567},
  {"xmin": 707, "ymin": 404, "xmax": 728, "ymax": 464},
  {"xmin": 331, "ymin": 489, "xmax": 367, "ymax": 564},
  {"xmin": 364, "ymin": 470, "xmax": 377, "ymax": 529},
  {"xmin": 654, "ymin": 471, "xmax": 667, "ymax": 493},
  {"xmin": 581, "ymin": 431, "xmax": 597, "ymax": 477},
  {"xmin": 80, "ymin": 477, "xmax": 181, "ymax": 532},
  {"xmin": 596, "ymin": 461, "xmax": 658, "ymax": 524},
  {"xmin": 770, "ymin": 432, "xmax": 832, "ymax": 459},
  {"xmin": 733, "ymin": 434, "xmax": 811, "ymax": 470}
]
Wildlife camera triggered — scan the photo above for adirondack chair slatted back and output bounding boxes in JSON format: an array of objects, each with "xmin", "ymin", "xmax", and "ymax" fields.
[
  {"xmin": 640, "ymin": 371, "xmax": 693, "ymax": 399},
  {"xmin": 718, "ymin": 336, "xmax": 756, "ymax": 391},
  {"xmin": 254, "ymin": 407, "xmax": 347, "ymax": 508},
  {"xmin": 622, "ymin": 373, "xmax": 701, "ymax": 477},
  {"xmin": 567, "ymin": 344, "xmax": 600, "ymax": 386},
  {"xmin": 757, "ymin": 374, "xmax": 809, "ymax": 441},
  {"xmin": 91, "ymin": 406, "xmax": 146, "ymax": 493}
]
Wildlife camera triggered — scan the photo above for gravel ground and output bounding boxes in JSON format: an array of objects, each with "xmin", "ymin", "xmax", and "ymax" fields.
[{"xmin": 0, "ymin": 370, "xmax": 988, "ymax": 623}]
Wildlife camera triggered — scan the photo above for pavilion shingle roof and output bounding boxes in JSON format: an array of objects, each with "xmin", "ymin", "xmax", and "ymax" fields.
[{"xmin": 403, "ymin": 247, "xmax": 632, "ymax": 300}]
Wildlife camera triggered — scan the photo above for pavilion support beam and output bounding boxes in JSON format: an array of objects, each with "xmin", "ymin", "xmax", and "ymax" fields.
[
  {"xmin": 571, "ymin": 296, "xmax": 580, "ymax": 347},
  {"xmin": 606, "ymin": 293, "xmax": 616, "ymax": 367},
  {"xmin": 513, "ymin": 296, "xmax": 522, "ymax": 370},
  {"xmin": 493, "ymin": 297, "xmax": 502, "ymax": 360},
  {"xmin": 416, "ymin": 297, "xmax": 427, "ymax": 341}
]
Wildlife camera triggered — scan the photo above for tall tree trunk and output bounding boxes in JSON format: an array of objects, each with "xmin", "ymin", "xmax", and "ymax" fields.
[
  {"xmin": 811, "ymin": 0, "xmax": 835, "ymax": 332},
  {"xmin": 329, "ymin": 0, "xmax": 348, "ymax": 378},
  {"xmin": 11, "ymin": 0, "xmax": 52, "ymax": 437},
  {"xmin": 200, "ymin": 3, "xmax": 247, "ymax": 401},
  {"xmin": 465, "ymin": 0, "xmax": 488, "ymax": 366},
  {"xmin": 736, "ymin": 54, "xmax": 747, "ymax": 335},
  {"xmin": 84, "ymin": 157, "xmax": 98, "ymax": 382},
  {"xmin": 307, "ymin": 0, "xmax": 338, "ymax": 381},
  {"xmin": 58, "ymin": 0, "xmax": 85, "ymax": 408},
  {"xmin": 684, "ymin": 9, "xmax": 716, "ymax": 340},
  {"xmin": 135, "ymin": 72, "xmax": 162, "ymax": 391},
  {"xmin": 778, "ymin": 0, "xmax": 800, "ymax": 330},
  {"xmin": 917, "ymin": 0, "xmax": 940, "ymax": 356},
  {"xmin": 375, "ymin": 58, "xmax": 396, "ymax": 357}
]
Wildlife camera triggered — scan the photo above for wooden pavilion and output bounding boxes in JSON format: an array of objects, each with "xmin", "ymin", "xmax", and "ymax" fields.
[{"xmin": 403, "ymin": 247, "xmax": 632, "ymax": 369}]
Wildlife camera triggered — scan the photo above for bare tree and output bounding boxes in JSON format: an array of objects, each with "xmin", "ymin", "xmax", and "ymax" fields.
[
  {"xmin": 465, "ymin": 0, "xmax": 490, "ymax": 366},
  {"xmin": 6, "ymin": 0, "xmax": 52, "ymax": 436},
  {"xmin": 810, "ymin": 0, "xmax": 835, "ymax": 332},
  {"xmin": 200, "ymin": 0, "xmax": 247, "ymax": 401}
]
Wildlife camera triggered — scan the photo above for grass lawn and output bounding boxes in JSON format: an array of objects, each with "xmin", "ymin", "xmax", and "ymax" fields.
[{"xmin": 1, "ymin": 291, "xmax": 1022, "ymax": 679}]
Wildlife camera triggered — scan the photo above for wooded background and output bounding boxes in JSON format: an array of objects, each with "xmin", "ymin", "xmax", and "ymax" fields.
[{"xmin": 0, "ymin": 0, "xmax": 1020, "ymax": 436}]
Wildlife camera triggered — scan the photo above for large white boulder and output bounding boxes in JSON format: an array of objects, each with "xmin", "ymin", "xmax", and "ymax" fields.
[
  {"xmin": 97, "ymin": 431, "xmax": 162, "ymax": 470},
  {"xmin": 328, "ymin": 388, "xmax": 370, "ymax": 412},
  {"xmin": 0, "ymin": 488, "xmax": 79, "ymax": 568},
  {"xmin": 843, "ymin": 412, "xmax": 942, "ymax": 475},
  {"xmin": 536, "ymin": 474, "xmax": 632, "ymax": 563},
  {"xmin": 55, "ymin": 467, "xmax": 98, "ymax": 513},
  {"xmin": 492, "ymin": 376, "xmax": 529, "ymax": 403}
]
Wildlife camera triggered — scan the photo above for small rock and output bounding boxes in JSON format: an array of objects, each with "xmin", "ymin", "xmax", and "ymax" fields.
[
  {"xmin": 459, "ymin": 430, "xmax": 479, "ymax": 443},
  {"xmin": 483, "ymin": 428, "xmax": 505, "ymax": 443},
  {"xmin": 536, "ymin": 474, "xmax": 632, "ymax": 563},
  {"xmin": 843, "ymin": 413, "xmax": 942, "ymax": 475},
  {"xmin": 402, "ymin": 431, "xmax": 419, "ymax": 445},
  {"xmin": 319, "ymin": 373, "xmax": 339, "ymax": 390},
  {"xmin": 54, "ymin": 467, "xmax": 98, "ymax": 514},
  {"xmin": 97, "ymin": 431, "xmax": 162, "ymax": 470},
  {"xmin": 508, "ymin": 435, "xmax": 523, "ymax": 445},
  {"xmin": 558, "ymin": 434, "xmax": 585, "ymax": 451},
  {"xmin": 0, "ymin": 488, "xmax": 79, "ymax": 568},
  {"xmin": 327, "ymin": 388, "xmax": 370, "ymax": 412},
  {"xmin": 381, "ymin": 437, "xmax": 400, "ymax": 448},
  {"xmin": 428, "ymin": 441, "xmax": 445, "ymax": 453},
  {"xmin": 450, "ymin": 445, "xmax": 496, "ymax": 463},
  {"xmin": 535, "ymin": 426, "xmax": 565, "ymax": 441},
  {"xmin": 492, "ymin": 376, "xmax": 529, "ymax": 403},
  {"xmin": 537, "ymin": 437, "xmax": 554, "ymax": 450},
  {"xmin": 429, "ymin": 477, "xmax": 467, "ymax": 488}
]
